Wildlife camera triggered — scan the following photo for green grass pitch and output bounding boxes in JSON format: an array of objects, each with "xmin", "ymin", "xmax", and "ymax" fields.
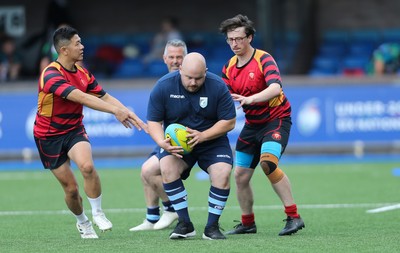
[{"xmin": 0, "ymin": 161, "xmax": 399, "ymax": 252}]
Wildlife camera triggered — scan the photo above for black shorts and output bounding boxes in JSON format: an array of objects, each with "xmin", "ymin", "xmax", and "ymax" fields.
[
  {"xmin": 34, "ymin": 126, "xmax": 90, "ymax": 170},
  {"xmin": 236, "ymin": 117, "xmax": 291, "ymax": 169}
]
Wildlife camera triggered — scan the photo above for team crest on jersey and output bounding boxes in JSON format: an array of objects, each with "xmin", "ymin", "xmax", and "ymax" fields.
[
  {"xmin": 249, "ymin": 72, "xmax": 255, "ymax": 80},
  {"xmin": 199, "ymin": 97, "xmax": 208, "ymax": 108},
  {"xmin": 272, "ymin": 132, "xmax": 281, "ymax": 140}
]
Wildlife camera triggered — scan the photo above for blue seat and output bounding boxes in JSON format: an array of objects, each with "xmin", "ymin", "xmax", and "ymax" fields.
[
  {"xmin": 318, "ymin": 42, "xmax": 347, "ymax": 57},
  {"xmin": 146, "ymin": 60, "xmax": 168, "ymax": 77},
  {"xmin": 112, "ymin": 59, "xmax": 145, "ymax": 78},
  {"xmin": 211, "ymin": 45, "xmax": 233, "ymax": 61},
  {"xmin": 322, "ymin": 30, "xmax": 349, "ymax": 44},
  {"xmin": 207, "ymin": 59, "xmax": 227, "ymax": 76},
  {"xmin": 103, "ymin": 34, "xmax": 129, "ymax": 47},
  {"xmin": 348, "ymin": 42, "xmax": 375, "ymax": 56},
  {"xmin": 382, "ymin": 29, "xmax": 400, "ymax": 43},
  {"xmin": 350, "ymin": 30, "xmax": 380, "ymax": 43},
  {"xmin": 308, "ymin": 68, "xmax": 337, "ymax": 76},
  {"xmin": 341, "ymin": 56, "xmax": 370, "ymax": 69},
  {"xmin": 276, "ymin": 59, "xmax": 289, "ymax": 75},
  {"xmin": 189, "ymin": 46, "xmax": 211, "ymax": 58},
  {"xmin": 311, "ymin": 56, "xmax": 340, "ymax": 73},
  {"xmin": 340, "ymin": 56, "xmax": 370, "ymax": 76}
]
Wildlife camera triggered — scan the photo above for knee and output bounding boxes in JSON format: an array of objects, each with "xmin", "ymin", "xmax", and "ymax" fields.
[
  {"xmin": 140, "ymin": 166, "xmax": 149, "ymax": 183},
  {"xmin": 140, "ymin": 166, "xmax": 151, "ymax": 184},
  {"xmin": 211, "ymin": 168, "xmax": 231, "ymax": 189},
  {"xmin": 260, "ymin": 160, "xmax": 277, "ymax": 175},
  {"xmin": 79, "ymin": 161, "xmax": 95, "ymax": 177},
  {"xmin": 141, "ymin": 162, "xmax": 160, "ymax": 182},
  {"xmin": 234, "ymin": 168, "xmax": 250, "ymax": 186},
  {"xmin": 260, "ymin": 153, "xmax": 278, "ymax": 175},
  {"xmin": 260, "ymin": 153, "xmax": 284, "ymax": 184}
]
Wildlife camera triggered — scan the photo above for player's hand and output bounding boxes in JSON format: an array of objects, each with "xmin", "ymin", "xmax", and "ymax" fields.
[
  {"xmin": 186, "ymin": 127, "xmax": 202, "ymax": 148},
  {"xmin": 114, "ymin": 108, "xmax": 134, "ymax": 128},
  {"xmin": 163, "ymin": 138, "xmax": 184, "ymax": 158},
  {"xmin": 231, "ymin": 93, "xmax": 254, "ymax": 109},
  {"xmin": 128, "ymin": 112, "xmax": 148, "ymax": 132},
  {"xmin": 115, "ymin": 109, "xmax": 148, "ymax": 132}
]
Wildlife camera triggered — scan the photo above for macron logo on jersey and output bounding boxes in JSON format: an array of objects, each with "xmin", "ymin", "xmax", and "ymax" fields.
[
  {"xmin": 217, "ymin": 154, "xmax": 231, "ymax": 159},
  {"xmin": 170, "ymin": 94, "xmax": 185, "ymax": 99}
]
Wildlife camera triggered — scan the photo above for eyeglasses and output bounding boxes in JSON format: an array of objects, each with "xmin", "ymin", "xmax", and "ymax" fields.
[{"xmin": 226, "ymin": 35, "xmax": 248, "ymax": 44}]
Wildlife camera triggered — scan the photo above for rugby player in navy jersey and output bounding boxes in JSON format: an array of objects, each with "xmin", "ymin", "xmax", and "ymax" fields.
[
  {"xmin": 219, "ymin": 14, "xmax": 305, "ymax": 236},
  {"xmin": 147, "ymin": 52, "xmax": 236, "ymax": 240},
  {"xmin": 33, "ymin": 26, "xmax": 147, "ymax": 239}
]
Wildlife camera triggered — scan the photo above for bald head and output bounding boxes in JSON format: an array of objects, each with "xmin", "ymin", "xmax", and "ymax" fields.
[
  {"xmin": 181, "ymin": 52, "xmax": 207, "ymax": 74},
  {"xmin": 179, "ymin": 52, "xmax": 207, "ymax": 93}
]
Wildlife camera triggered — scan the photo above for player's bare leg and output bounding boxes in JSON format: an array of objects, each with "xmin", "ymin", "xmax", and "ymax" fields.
[
  {"xmin": 52, "ymin": 160, "xmax": 98, "ymax": 238},
  {"xmin": 226, "ymin": 167, "xmax": 257, "ymax": 235},
  {"xmin": 68, "ymin": 142, "xmax": 112, "ymax": 232}
]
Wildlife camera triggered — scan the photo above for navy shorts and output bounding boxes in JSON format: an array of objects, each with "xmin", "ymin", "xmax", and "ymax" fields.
[
  {"xmin": 236, "ymin": 117, "xmax": 291, "ymax": 169},
  {"xmin": 34, "ymin": 126, "xmax": 89, "ymax": 170},
  {"xmin": 147, "ymin": 146, "xmax": 161, "ymax": 159},
  {"xmin": 158, "ymin": 136, "xmax": 233, "ymax": 180}
]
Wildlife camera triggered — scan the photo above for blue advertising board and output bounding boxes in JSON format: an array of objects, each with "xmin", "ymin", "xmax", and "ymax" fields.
[
  {"xmin": 287, "ymin": 84, "xmax": 400, "ymax": 145},
  {"xmin": 1, "ymin": 83, "xmax": 399, "ymax": 156}
]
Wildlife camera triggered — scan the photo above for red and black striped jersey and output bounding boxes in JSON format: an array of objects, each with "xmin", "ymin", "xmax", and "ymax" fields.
[
  {"xmin": 33, "ymin": 61, "xmax": 106, "ymax": 138},
  {"xmin": 222, "ymin": 49, "xmax": 291, "ymax": 125}
]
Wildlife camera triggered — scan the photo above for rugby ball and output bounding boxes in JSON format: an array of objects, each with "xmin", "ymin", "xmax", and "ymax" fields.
[{"xmin": 165, "ymin": 123, "xmax": 193, "ymax": 154}]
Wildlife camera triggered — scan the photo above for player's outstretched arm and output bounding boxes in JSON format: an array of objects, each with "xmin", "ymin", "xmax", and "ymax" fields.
[
  {"xmin": 66, "ymin": 89, "xmax": 145, "ymax": 130},
  {"xmin": 100, "ymin": 93, "xmax": 148, "ymax": 131}
]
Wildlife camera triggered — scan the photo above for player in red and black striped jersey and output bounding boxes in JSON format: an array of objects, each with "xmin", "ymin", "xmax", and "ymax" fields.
[
  {"xmin": 33, "ymin": 26, "xmax": 147, "ymax": 239},
  {"xmin": 34, "ymin": 61, "xmax": 106, "ymax": 137},
  {"xmin": 219, "ymin": 14, "xmax": 305, "ymax": 236}
]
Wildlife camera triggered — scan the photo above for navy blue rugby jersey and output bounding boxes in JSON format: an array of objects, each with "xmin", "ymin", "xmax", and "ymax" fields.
[{"xmin": 147, "ymin": 71, "xmax": 236, "ymax": 132}]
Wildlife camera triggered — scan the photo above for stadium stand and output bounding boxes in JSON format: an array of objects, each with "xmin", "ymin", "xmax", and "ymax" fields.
[{"xmin": 309, "ymin": 29, "xmax": 400, "ymax": 76}]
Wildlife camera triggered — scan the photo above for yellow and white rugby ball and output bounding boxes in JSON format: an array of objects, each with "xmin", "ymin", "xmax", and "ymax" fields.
[{"xmin": 165, "ymin": 123, "xmax": 193, "ymax": 154}]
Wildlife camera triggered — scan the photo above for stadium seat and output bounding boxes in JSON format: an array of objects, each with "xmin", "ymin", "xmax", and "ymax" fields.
[
  {"xmin": 341, "ymin": 55, "xmax": 370, "ymax": 69},
  {"xmin": 308, "ymin": 68, "xmax": 338, "ymax": 77},
  {"xmin": 317, "ymin": 42, "xmax": 347, "ymax": 57},
  {"xmin": 112, "ymin": 59, "xmax": 145, "ymax": 79},
  {"xmin": 311, "ymin": 56, "xmax": 340, "ymax": 74},
  {"xmin": 146, "ymin": 60, "xmax": 168, "ymax": 77},
  {"xmin": 210, "ymin": 45, "xmax": 234, "ymax": 62},
  {"xmin": 102, "ymin": 34, "xmax": 129, "ymax": 47},
  {"xmin": 340, "ymin": 55, "xmax": 370, "ymax": 76},
  {"xmin": 381, "ymin": 29, "xmax": 400, "ymax": 43},
  {"xmin": 321, "ymin": 30, "xmax": 349, "ymax": 44},
  {"xmin": 348, "ymin": 41, "xmax": 375, "ymax": 56},
  {"xmin": 350, "ymin": 30, "xmax": 380, "ymax": 43},
  {"xmin": 207, "ymin": 59, "xmax": 227, "ymax": 76}
]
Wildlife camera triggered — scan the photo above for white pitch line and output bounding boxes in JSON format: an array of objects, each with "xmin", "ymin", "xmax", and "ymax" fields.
[
  {"xmin": 366, "ymin": 203, "xmax": 400, "ymax": 213},
  {"xmin": 0, "ymin": 203, "xmax": 398, "ymax": 216}
]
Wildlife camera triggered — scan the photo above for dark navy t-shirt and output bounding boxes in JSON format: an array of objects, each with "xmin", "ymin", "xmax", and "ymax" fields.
[{"xmin": 147, "ymin": 71, "xmax": 236, "ymax": 133}]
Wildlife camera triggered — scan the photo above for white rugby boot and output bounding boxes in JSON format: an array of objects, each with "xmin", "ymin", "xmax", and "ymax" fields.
[
  {"xmin": 76, "ymin": 220, "xmax": 99, "ymax": 239},
  {"xmin": 154, "ymin": 211, "xmax": 179, "ymax": 230},
  {"xmin": 93, "ymin": 212, "xmax": 113, "ymax": 232},
  {"xmin": 129, "ymin": 219, "xmax": 155, "ymax": 231}
]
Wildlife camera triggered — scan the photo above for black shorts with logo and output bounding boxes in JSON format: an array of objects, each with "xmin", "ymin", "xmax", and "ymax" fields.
[
  {"xmin": 34, "ymin": 126, "xmax": 90, "ymax": 170},
  {"xmin": 236, "ymin": 117, "xmax": 291, "ymax": 169}
]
